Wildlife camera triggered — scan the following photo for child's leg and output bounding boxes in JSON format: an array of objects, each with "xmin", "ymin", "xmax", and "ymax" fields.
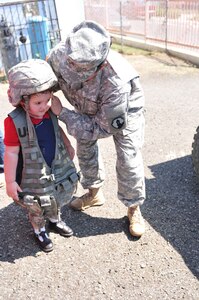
[
  {"xmin": 16, "ymin": 198, "xmax": 53, "ymax": 252},
  {"xmin": 28, "ymin": 205, "xmax": 46, "ymax": 230},
  {"xmin": 27, "ymin": 202, "xmax": 53, "ymax": 252},
  {"xmin": 44, "ymin": 197, "xmax": 73, "ymax": 237}
]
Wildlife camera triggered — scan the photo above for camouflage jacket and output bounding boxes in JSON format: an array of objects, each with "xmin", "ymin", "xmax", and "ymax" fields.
[{"xmin": 48, "ymin": 45, "xmax": 144, "ymax": 140}]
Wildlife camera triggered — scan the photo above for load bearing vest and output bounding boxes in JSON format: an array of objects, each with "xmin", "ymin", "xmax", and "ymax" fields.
[{"xmin": 9, "ymin": 107, "xmax": 79, "ymax": 202}]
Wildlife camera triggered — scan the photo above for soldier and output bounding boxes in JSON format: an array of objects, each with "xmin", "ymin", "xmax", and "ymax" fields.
[
  {"xmin": 4, "ymin": 59, "xmax": 79, "ymax": 252},
  {"xmin": 48, "ymin": 20, "xmax": 146, "ymax": 237}
]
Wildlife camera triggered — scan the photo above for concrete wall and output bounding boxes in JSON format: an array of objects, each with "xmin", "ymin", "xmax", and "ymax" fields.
[
  {"xmin": 55, "ymin": 0, "xmax": 85, "ymax": 41},
  {"xmin": 111, "ymin": 34, "xmax": 199, "ymax": 68}
]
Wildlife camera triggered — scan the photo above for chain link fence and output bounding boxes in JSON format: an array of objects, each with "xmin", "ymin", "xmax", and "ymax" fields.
[{"xmin": 84, "ymin": 0, "xmax": 199, "ymax": 54}]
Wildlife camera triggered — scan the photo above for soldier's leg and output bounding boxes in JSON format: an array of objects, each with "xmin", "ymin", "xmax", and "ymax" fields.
[
  {"xmin": 70, "ymin": 139, "xmax": 106, "ymax": 210},
  {"xmin": 113, "ymin": 109, "xmax": 146, "ymax": 237}
]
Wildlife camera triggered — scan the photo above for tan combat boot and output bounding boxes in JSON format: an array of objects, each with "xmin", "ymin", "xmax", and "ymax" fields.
[
  {"xmin": 128, "ymin": 206, "xmax": 145, "ymax": 237},
  {"xmin": 69, "ymin": 188, "xmax": 105, "ymax": 211}
]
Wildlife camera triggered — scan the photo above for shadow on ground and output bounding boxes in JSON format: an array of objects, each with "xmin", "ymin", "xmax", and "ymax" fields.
[
  {"xmin": 0, "ymin": 155, "xmax": 198, "ymax": 280},
  {"xmin": 0, "ymin": 200, "xmax": 128, "ymax": 264},
  {"xmin": 143, "ymin": 155, "xmax": 199, "ymax": 279},
  {"xmin": 0, "ymin": 203, "xmax": 39, "ymax": 263}
]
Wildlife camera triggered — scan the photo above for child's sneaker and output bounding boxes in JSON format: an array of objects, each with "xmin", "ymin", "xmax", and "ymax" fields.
[
  {"xmin": 49, "ymin": 220, "xmax": 73, "ymax": 237},
  {"xmin": 35, "ymin": 231, "xmax": 53, "ymax": 252}
]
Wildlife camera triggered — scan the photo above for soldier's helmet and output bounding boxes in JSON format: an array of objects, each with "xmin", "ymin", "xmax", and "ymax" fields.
[
  {"xmin": 8, "ymin": 59, "xmax": 58, "ymax": 107},
  {"xmin": 65, "ymin": 20, "xmax": 111, "ymax": 71},
  {"xmin": 51, "ymin": 20, "xmax": 111, "ymax": 84}
]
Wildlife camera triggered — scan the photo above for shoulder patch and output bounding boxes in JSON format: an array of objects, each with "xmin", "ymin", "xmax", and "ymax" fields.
[{"xmin": 111, "ymin": 116, "xmax": 125, "ymax": 129}]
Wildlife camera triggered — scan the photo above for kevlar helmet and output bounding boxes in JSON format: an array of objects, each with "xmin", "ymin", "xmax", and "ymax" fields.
[
  {"xmin": 65, "ymin": 20, "xmax": 111, "ymax": 69},
  {"xmin": 59, "ymin": 20, "xmax": 111, "ymax": 84},
  {"xmin": 8, "ymin": 59, "xmax": 58, "ymax": 107}
]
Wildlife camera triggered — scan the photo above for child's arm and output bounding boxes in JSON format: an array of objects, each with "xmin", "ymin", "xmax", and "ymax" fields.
[
  {"xmin": 4, "ymin": 145, "xmax": 22, "ymax": 201},
  {"xmin": 59, "ymin": 127, "xmax": 75, "ymax": 160}
]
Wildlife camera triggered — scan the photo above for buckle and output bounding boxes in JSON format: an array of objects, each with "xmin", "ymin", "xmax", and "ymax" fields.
[
  {"xmin": 40, "ymin": 174, "xmax": 55, "ymax": 181},
  {"xmin": 49, "ymin": 174, "xmax": 55, "ymax": 181}
]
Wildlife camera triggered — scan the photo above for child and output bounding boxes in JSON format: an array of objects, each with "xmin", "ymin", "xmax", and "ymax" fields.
[{"xmin": 4, "ymin": 59, "xmax": 79, "ymax": 252}]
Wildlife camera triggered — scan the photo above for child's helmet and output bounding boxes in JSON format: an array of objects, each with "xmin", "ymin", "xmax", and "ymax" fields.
[{"xmin": 8, "ymin": 59, "xmax": 58, "ymax": 106}]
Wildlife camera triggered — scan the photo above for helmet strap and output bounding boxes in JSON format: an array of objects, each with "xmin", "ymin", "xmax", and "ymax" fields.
[
  {"xmin": 26, "ymin": 113, "xmax": 35, "ymax": 145},
  {"xmin": 21, "ymin": 96, "xmax": 35, "ymax": 145}
]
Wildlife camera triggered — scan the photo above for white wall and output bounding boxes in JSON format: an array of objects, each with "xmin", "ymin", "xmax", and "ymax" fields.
[{"xmin": 55, "ymin": 0, "xmax": 85, "ymax": 41}]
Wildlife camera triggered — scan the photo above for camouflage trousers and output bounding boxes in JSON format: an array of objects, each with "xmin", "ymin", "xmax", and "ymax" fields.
[
  {"xmin": 17, "ymin": 195, "xmax": 58, "ymax": 230},
  {"xmin": 17, "ymin": 182, "xmax": 77, "ymax": 230},
  {"xmin": 76, "ymin": 109, "xmax": 145, "ymax": 208}
]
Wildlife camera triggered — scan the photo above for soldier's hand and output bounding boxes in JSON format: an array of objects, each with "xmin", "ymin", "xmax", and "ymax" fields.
[{"xmin": 51, "ymin": 94, "xmax": 63, "ymax": 116}]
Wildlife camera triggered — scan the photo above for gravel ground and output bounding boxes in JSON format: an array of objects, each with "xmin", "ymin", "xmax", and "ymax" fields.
[{"xmin": 0, "ymin": 52, "xmax": 199, "ymax": 300}]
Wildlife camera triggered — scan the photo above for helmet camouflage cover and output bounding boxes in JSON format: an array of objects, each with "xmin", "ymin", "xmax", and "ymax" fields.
[
  {"xmin": 8, "ymin": 59, "xmax": 58, "ymax": 106},
  {"xmin": 65, "ymin": 20, "xmax": 111, "ymax": 70},
  {"xmin": 48, "ymin": 20, "xmax": 111, "ymax": 85}
]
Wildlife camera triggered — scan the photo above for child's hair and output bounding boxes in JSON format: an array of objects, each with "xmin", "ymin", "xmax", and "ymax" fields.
[
  {"xmin": 19, "ymin": 89, "xmax": 53, "ymax": 111},
  {"xmin": 22, "ymin": 89, "xmax": 52, "ymax": 100}
]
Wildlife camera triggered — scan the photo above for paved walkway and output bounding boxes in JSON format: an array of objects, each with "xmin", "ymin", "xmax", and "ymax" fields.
[{"xmin": 0, "ymin": 53, "xmax": 199, "ymax": 300}]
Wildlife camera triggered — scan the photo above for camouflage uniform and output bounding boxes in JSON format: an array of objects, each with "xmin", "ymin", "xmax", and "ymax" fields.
[{"xmin": 48, "ymin": 21, "xmax": 145, "ymax": 208}]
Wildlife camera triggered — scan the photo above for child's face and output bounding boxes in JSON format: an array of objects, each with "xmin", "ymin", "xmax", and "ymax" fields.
[{"xmin": 27, "ymin": 91, "xmax": 52, "ymax": 119}]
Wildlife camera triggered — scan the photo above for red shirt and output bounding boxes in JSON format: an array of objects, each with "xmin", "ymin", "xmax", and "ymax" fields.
[{"xmin": 4, "ymin": 112, "xmax": 50, "ymax": 146}]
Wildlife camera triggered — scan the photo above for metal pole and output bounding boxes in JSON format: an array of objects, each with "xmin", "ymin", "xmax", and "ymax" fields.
[
  {"xmin": 119, "ymin": 0, "xmax": 123, "ymax": 53},
  {"xmin": 165, "ymin": 0, "xmax": 168, "ymax": 51}
]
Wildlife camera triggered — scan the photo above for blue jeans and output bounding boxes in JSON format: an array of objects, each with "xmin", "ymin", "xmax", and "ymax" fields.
[{"xmin": 0, "ymin": 129, "xmax": 4, "ymax": 170}]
